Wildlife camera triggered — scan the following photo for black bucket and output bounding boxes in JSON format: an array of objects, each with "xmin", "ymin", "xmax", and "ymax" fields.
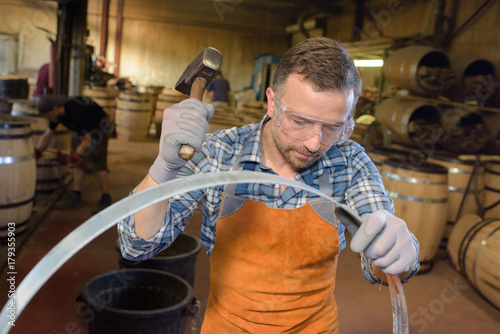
[
  {"xmin": 78, "ymin": 269, "xmax": 199, "ymax": 334},
  {"xmin": 118, "ymin": 233, "xmax": 202, "ymax": 287}
]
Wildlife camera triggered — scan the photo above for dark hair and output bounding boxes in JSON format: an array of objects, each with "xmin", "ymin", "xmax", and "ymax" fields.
[
  {"xmin": 272, "ymin": 37, "xmax": 361, "ymax": 105},
  {"xmin": 38, "ymin": 95, "xmax": 68, "ymax": 114}
]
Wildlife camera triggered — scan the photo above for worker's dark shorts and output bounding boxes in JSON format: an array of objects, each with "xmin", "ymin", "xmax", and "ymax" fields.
[{"xmin": 75, "ymin": 131, "xmax": 109, "ymax": 173}]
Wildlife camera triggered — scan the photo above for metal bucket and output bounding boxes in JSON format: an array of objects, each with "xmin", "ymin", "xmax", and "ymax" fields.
[
  {"xmin": 79, "ymin": 269, "xmax": 199, "ymax": 334},
  {"xmin": 118, "ymin": 233, "xmax": 202, "ymax": 287}
]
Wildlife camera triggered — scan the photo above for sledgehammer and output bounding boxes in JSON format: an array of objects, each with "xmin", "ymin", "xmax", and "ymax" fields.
[{"xmin": 174, "ymin": 47, "xmax": 223, "ymax": 160}]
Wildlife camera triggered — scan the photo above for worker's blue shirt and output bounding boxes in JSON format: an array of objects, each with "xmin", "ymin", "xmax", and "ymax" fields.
[
  {"xmin": 206, "ymin": 78, "xmax": 230, "ymax": 102},
  {"xmin": 118, "ymin": 117, "xmax": 420, "ymax": 284}
]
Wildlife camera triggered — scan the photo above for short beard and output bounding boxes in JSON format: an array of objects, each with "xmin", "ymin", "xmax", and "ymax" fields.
[{"xmin": 270, "ymin": 123, "xmax": 320, "ymax": 171}]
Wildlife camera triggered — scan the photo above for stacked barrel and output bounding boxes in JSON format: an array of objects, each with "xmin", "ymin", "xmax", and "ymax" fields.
[
  {"xmin": 366, "ymin": 148, "xmax": 499, "ymax": 273},
  {"xmin": 371, "ymin": 45, "xmax": 496, "ymax": 155}
]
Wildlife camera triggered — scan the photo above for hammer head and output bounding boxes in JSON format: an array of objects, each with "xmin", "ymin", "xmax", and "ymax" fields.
[{"xmin": 175, "ymin": 47, "xmax": 223, "ymax": 96}]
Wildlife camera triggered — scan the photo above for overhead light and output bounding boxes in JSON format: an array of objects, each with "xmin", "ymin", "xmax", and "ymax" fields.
[{"xmin": 354, "ymin": 59, "xmax": 384, "ymax": 67}]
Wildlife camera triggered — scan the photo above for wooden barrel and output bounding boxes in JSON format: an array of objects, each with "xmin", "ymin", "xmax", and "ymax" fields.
[
  {"xmin": 147, "ymin": 85, "xmax": 165, "ymax": 120},
  {"xmin": 154, "ymin": 89, "xmax": 187, "ymax": 124},
  {"xmin": 209, "ymin": 106, "xmax": 243, "ymax": 133},
  {"xmin": 0, "ymin": 76, "xmax": 30, "ymax": 101},
  {"xmin": 447, "ymin": 214, "xmax": 500, "ymax": 309},
  {"xmin": 115, "ymin": 91, "xmax": 151, "ymax": 141},
  {"xmin": 381, "ymin": 158, "xmax": 449, "ymax": 272},
  {"xmin": 0, "ymin": 99, "xmax": 12, "ymax": 115},
  {"xmin": 481, "ymin": 112, "xmax": 500, "ymax": 155},
  {"xmin": 375, "ymin": 98, "xmax": 443, "ymax": 147},
  {"xmin": 427, "ymin": 154, "xmax": 484, "ymax": 223},
  {"xmin": 11, "ymin": 99, "xmax": 45, "ymax": 145},
  {"xmin": 440, "ymin": 111, "xmax": 489, "ymax": 154},
  {"xmin": 484, "ymin": 161, "xmax": 500, "ymax": 218},
  {"xmin": 35, "ymin": 150, "xmax": 67, "ymax": 193},
  {"xmin": 384, "ymin": 46, "xmax": 454, "ymax": 95},
  {"xmin": 10, "ymin": 99, "xmax": 71, "ymax": 151},
  {"xmin": 0, "ymin": 115, "xmax": 36, "ymax": 238},
  {"xmin": 366, "ymin": 147, "xmax": 410, "ymax": 174},
  {"xmin": 444, "ymin": 53, "xmax": 496, "ymax": 105},
  {"xmin": 83, "ymin": 87, "xmax": 118, "ymax": 122},
  {"xmin": 427, "ymin": 154, "xmax": 485, "ymax": 258},
  {"xmin": 238, "ymin": 100, "xmax": 267, "ymax": 124}
]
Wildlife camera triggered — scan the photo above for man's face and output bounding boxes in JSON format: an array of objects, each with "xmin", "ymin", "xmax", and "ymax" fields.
[{"xmin": 265, "ymin": 74, "xmax": 355, "ymax": 171}]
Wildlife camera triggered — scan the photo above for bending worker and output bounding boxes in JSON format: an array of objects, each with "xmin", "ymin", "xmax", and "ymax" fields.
[
  {"xmin": 118, "ymin": 37, "xmax": 420, "ymax": 333},
  {"xmin": 36, "ymin": 95, "xmax": 113, "ymax": 214}
]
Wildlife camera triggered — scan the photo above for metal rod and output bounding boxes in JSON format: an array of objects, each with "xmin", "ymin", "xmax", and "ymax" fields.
[
  {"xmin": 100, "ymin": 0, "xmax": 109, "ymax": 57},
  {"xmin": 114, "ymin": 0, "xmax": 124, "ymax": 78}
]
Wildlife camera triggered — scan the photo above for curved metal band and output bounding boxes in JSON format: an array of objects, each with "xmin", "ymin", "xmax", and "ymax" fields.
[
  {"xmin": 0, "ymin": 195, "xmax": 35, "ymax": 209},
  {"xmin": 448, "ymin": 167, "xmax": 484, "ymax": 175},
  {"xmin": 382, "ymin": 171, "xmax": 448, "ymax": 185},
  {"xmin": 386, "ymin": 190, "xmax": 447, "ymax": 204},
  {"xmin": 0, "ymin": 133, "xmax": 32, "ymax": 140},
  {"xmin": 0, "ymin": 153, "xmax": 35, "ymax": 165},
  {"xmin": 0, "ymin": 171, "xmax": 408, "ymax": 334},
  {"xmin": 448, "ymin": 186, "xmax": 485, "ymax": 194},
  {"xmin": 116, "ymin": 108, "xmax": 150, "ymax": 112}
]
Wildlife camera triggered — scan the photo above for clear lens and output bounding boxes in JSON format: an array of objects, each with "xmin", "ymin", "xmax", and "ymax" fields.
[{"xmin": 277, "ymin": 105, "xmax": 344, "ymax": 145}]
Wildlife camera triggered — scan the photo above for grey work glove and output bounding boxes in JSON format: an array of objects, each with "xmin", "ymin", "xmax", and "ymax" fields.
[
  {"xmin": 149, "ymin": 98, "xmax": 215, "ymax": 183},
  {"xmin": 350, "ymin": 210, "xmax": 418, "ymax": 276}
]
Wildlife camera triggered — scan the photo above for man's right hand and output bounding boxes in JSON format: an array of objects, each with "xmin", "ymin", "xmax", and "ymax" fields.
[
  {"xmin": 35, "ymin": 148, "xmax": 42, "ymax": 159},
  {"xmin": 149, "ymin": 98, "xmax": 215, "ymax": 183}
]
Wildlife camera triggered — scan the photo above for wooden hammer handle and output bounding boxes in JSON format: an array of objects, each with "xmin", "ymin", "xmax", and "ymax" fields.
[{"xmin": 178, "ymin": 76, "xmax": 208, "ymax": 160}]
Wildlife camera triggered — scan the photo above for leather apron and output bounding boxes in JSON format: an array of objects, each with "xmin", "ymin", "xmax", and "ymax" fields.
[{"xmin": 201, "ymin": 143, "xmax": 340, "ymax": 333}]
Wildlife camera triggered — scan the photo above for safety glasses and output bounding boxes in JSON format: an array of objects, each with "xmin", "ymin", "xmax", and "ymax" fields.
[{"xmin": 275, "ymin": 99, "xmax": 346, "ymax": 146}]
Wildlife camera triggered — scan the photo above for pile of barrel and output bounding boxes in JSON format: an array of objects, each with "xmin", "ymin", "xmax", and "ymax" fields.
[
  {"xmin": 367, "ymin": 148, "xmax": 500, "ymax": 309},
  {"xmin": 152, "ymin": 91, "xmax": 266, "ymax": 135},
  {"xmin": 1, "ymin": 76, "xmax": 72, "ymax": 241},
  {"xmin": 84, "ymin": 85, "xmax": 268, "ymax": 142},
  {"xmin": 369, "ymin": 45, "xmax": 500, "ymax": 156}
]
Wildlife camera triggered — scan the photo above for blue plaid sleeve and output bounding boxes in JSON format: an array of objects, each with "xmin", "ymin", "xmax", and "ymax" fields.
[
  {"xmin": 340, "ymin": 143, "xmax": 420, "ymax": 284},
  {"xmin": 117, "ymin": 184, "xmax": 205, "ymax": 261}
]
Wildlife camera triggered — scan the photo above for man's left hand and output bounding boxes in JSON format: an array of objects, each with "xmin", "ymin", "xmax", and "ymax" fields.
[
  {"xmin": 56, "ymin": 151, "xmax": 81, "ymax": 166},
  {"xmin": 350, "ymin": 210, "xmax": 418, "ymax": 276}
]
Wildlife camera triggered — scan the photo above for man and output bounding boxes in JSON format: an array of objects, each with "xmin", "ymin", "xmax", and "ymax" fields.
[
  {"xmin": 32, "ymin": 63, "xmax": 52, "ymax": 98},
  {"xmin": 118, "ymin": 37, "xmax": 419, "ymax": 333},
  {"xmin": 206, "ymin": 71, "xmax": 230, "ymax": 106},
  {"xmin": 36, "ymin": 95, "xmax": 113, "ymax": 214}
]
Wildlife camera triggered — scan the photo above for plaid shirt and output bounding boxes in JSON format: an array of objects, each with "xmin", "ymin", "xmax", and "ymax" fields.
[{"xmin": 118, "ymin": 117, "xmax": 420, "ymax": 284}]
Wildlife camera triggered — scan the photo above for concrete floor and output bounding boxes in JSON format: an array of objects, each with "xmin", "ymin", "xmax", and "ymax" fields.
[{"xmin": 1, "ymin": 137, "xmax": 499, "ymax": 333}]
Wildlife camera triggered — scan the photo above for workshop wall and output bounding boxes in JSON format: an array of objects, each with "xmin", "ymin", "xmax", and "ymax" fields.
[
  {"xmin": 87, "ymin": 14, "xmax": 289, "ymax": 91},
  {"xmin": 86, "ymin": 0, "xmax": 290, "ymax": 91},
  {"xmin": 0, "ymin": 0, "xmax": 56, "ymax": 72}
]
